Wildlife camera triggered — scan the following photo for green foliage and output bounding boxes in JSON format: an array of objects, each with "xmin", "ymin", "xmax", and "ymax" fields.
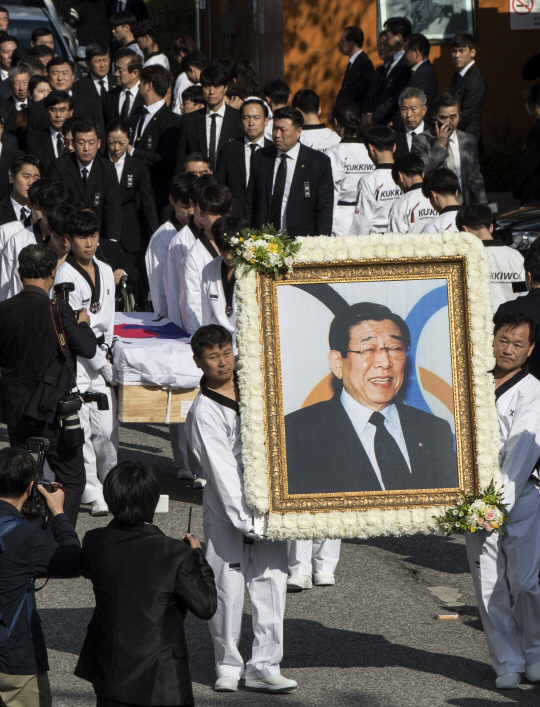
[
  {"xmin": 225, "ymin": 226, "xmax": 302, "ymax": 276},
  {"xmin": 146, "ymin": 0, "xmax": 196, "ymax": 68}
]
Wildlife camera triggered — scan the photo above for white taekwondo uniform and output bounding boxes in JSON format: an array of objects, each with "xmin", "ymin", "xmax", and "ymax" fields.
[
  {"xmin": 465, "ymin": 367, "xmax": 540, "ymax": 676},
  {"xmin": 186, "ymin": 378, "xmax": 288, "ymax": 680},
  {"xmin": 164, "ymin": 222, "xmax": 199, "ymax": 328},
  {"xmin": 482, "ymin": 240, "xmax": 525, "ymax": 313},
  {"xmin": 200, "ymin": 256, "xmax": 237, "ymax": 345},
  {"xmin": 421, "ymin": 205, "xmax": 460, "ymax": 233},
  {"xmin": 388, "ymin": 183, "xmax": 438, "ymax": 234},
  {"xmin": 326, "ymin": 138, "xmax": 374, "ymax": 237},
  {"xmin": 0, "ymin": 221, "xmax": 47, "ymax": 300},
  {"xmin": 349, "ymin": 164, "xmax": 402, "ymax": 235},
  {"xmin": 299, "ymin": 124, "xmax": 340, "ymax": 153},
  {"xmin": 145, "ymin": 216, "xmax": 183, "ymax": 318},
  {"xmin": 0, "ymin": 218, "xmax": 26, "ymax": 251},
  {"xmin": 179, "ymin": 235, "xmax": 219, "ymax": 335},
  {"xmin": 287, "ymin": 540, "xmax": 341, "ymax": 579},
  {"xmin": 55, "ymin": 256, "xmax": 118, "ymax": 505}
]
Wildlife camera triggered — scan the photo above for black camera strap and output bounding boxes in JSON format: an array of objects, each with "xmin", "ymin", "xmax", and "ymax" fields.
[{"xmin": 50, "ymin": 296, "xmax": 79, "ymax": 393}]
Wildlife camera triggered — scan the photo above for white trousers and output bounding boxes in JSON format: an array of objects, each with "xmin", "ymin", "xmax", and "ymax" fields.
[
  {"xmin": 204, "ymin": 510, "xmax": 288, "ymax": 680},
  {"xmin": 287, "ymin": 539, "xmax": 341, "ymax": 576},
  {"xmin": 169, "ymin": 423, "xmax": 189, "ymax": 470},
  {"xmin": 465, "ymin": 511, "xmax": 540, "ymax": 675},
  {"xmin": 79, "ymin": 381, "xmax": 118, "ymax": 504},
  {"xmin": 332, "ymin": 204, "xmax": 355, "ymax": 237}
]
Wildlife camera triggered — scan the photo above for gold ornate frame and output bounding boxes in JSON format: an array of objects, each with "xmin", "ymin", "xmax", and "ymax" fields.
[{"xmin": 259, "ymin": 257, "xmax": 477, "ymax": 514}]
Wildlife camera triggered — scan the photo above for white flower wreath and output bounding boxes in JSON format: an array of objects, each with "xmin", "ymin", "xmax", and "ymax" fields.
[{"xmin": 235, "ymin": 233, "xmax": 500, "ymax": 540}]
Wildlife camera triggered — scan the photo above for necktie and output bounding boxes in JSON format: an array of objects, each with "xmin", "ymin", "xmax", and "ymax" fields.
[
  {"xmin": 248, "ymin": 143, "xmax": 257, "ymax": 180},
  {"xmin": 369, "ymin": 411, "xmax": 410, "ymax": 491},
  {"xmin": 269, "ymin": 154, "xmax": 287, "ymax": 229},
  {"xmin": 98, "ymin": 79, "xmax": 106, "ymax": 98},
  {"xmin": 136, "ymin": 107, "xmax": 149, "ymax": 141},
  {"xmin": 121, "ymin": 90, "xmax": 131, "ymax": 119},
  {"xmin": 445, "ymin": 139, "xmax": 464, "ymax": 205},
  {"xmin": 19, "ymin": 103, "xmax": 26, "ymax": 111},
  {"xmin": 208, "ymin": 113, "xmax": 218, "ymax": 170},
  {"xmin": 19, "ymin": 206, "xmax": 27, "ymax": 220},
  {"xmin": 56, "ymin": 133, "xmax": 65, "ymax": 157},
  {"xmin": 82, "ymin": 167, "xmax": 88, "ymax": 188}
]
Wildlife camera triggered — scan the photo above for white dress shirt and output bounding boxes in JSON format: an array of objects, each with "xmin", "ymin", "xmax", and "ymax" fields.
[
  {"xmin": 14, "ymin": 99, "xmax": 27, "ymax": 111},
  {"xmin": 340, "ymin": 388, "xmax": 411, "ymax": 491},
  {"xmin": 10, "ymin": 197, "xmax": 28, "ymax": 221},
  {"xmin": 112, "ymin": 151, "xmax": 126, "ymax": 182},
  {"xmin": 447, "ymin": 131, "xmax": 462, "ymax": 190},
  {"xmin": 77, "ymin": 159, "xmax": 93, "ymax": 181},
  {"xmin": 136, "ymin": 98, "xmax": 165, "ymax": 137},
  {"xmin": 244, "ymin": 135, "xmax": 265, "ymax": 183},
  {"xmin": 50, "ymin": 127, "xmax": 63, "ymax": 158},
  {"xmin": 272, "ymin": 141, "xmax": 301, "ymax": 230},
  {"xmin": 349, "ymin": 49, "xmax": 363, "ymax": 65},
  {"xmin": 92, "ymin": 74, "xmax": 110, "ymax": 95},
  {"xmin": 406, "ymin": 121, "xmax": 424, "ymax": 150},
  {"xmin": 411, "ymin": 59, "xmax": 427, "ymax": 73},
  {"xmin": 387, "ymin": 49, "xmax": 405, "ymax": 77},
  {"xmin": 118, "ymin": 81, "xmax": 139, "ymax": 117},
  {"xmin": 172, "ymin": 72, "xmax": 193, "ymax": 115},
  {"xmin": 0, "ymin": 69, "xmax": 7, "ymax": 82},
  {"xmin": 459, "ymin": 60, "xmax": 475, "ymax": 77},
  {"xmin": 205, "ymin": 102, "xmax": 227, "ymax": 154}
]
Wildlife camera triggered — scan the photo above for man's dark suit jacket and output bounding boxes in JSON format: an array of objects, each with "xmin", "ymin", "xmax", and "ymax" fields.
[
  {"xmin": 104, "ymin": 84, "xmax": 144, "ymax": 125},
  {"xmin": 0, "ymin": 197, "xmax": 17, "ymax": 225},
  {"xmin": 75, "ymin": 520, "xmax": 216, "ymax": 706},
  {"xmin": 513, "ymin": 119, "xmax": 540, "ymax": 205},
  {"xmin": 0, "ymin": 144, "xmax": 22, "ymax": 199},
  {"xmin": 363, "ymin": 56, "xmax": 411, "ymax": 131},
  {"xmin": 114, "ymin": 152, "xmax": 159, "ymax": 252},
  {"xmin": 28, "ymin": 92, "xmax": 105, "ymax": 138},
  {"xmin": 175, "ymin": 104, "xmax": 243, "ymax": 174},
  {"xmin": 393, "ymin": 130, "xmax": 410, "ymax": 159},
  {"xmin": 335, "ymin": 51, "xmax": 374, "ymax": 111},
  {"xmin": 26, "ymin": 128, "xmax": 58, "ymax": 171},
  {"xmin": 129, "ymin": 103, "xmax": 180, "ymax": 211},
  {"xmin": 106, "ymin": 0, "xmax": 148, "ymax": 20},
  {"xmin": 72, "ymin": 74, "xmax": 117, "ymax": 107},
  {"xmin": 495, "ymin": 288, "xmax": 540, "ymax": 380},
  {"xmin": 1, "ymin": 96, "xmax": 26, "ymax": 150},
  {"xmin": 411, "ymin": 128, "xmax": 487, "ymax": 205},
  {"xmin": 285, "ymin": 395, "xmax": 458, "ymax": 494},
  {"xmin": 46, "ymin": 153, "xmax": 121, "ymax": 239},
  {"xmin": 407, "ymin": 60, "xmax": 438, "ymax": 123},
  {"xmin": 215, "ymin": 136, "xmax": 273, "ymax": 212},
  {"xmin": 1, "ymin": 132, "xmax": 19, "ymax": 151},
  {"xmin": 244, "ymin": 143, "xmax": 333, "ymax": 236},
  {"xmin": 449, "ymin": 63, "xmax": 487, "ymax": 141}
]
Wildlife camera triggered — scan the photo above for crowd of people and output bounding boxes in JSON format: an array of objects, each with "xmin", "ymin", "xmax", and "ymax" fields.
[{"xmin": 0, "ymin": 6, "xmax": 539, "ymax": 705}]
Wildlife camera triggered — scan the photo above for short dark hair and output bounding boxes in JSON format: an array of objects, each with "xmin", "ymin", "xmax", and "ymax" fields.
[
  {"xmin": 180, "ymin": 50, "xmax": 207, "ymax": 73},
  {"xmin": 525, "ymin": 239, "xmax": 540, "ymax": 284},
  {"xmin": 183, "ymin": 152, "xmax": 212, "ymax": 173},
  {"xmin": 0, "ymin": 6, "xmax": 9, "ymax": 16},
  {"xmin": 62, "ymin": 116, "xmax": 81, "ymax": 137},
  {"xmin": 110, "ymin": 10, "xmax": 137, "ymax": 29},
  {"xmin": 21, "ymin": 56, "xmax": 44, "ymax": 74},
  {"xmin": 191, "ymin": 324, "xmax": 233, "ymax": 357},
  {"xmin": 363, "ymin": 126, "xmax": 396, "ymax": 151},
  {"xmin": 28, "ymin": 179, "xmax": 44, "ymax": 206},
  {"xmin": 210, "ymin": 56, "xmax": 235, "ymax": 79},
  {"xmin": 329, "ymin": 302, "xmax": 411, "ymax": 357},
  {"xmin": 38, "ymin": 181, "xmax": 74, "ymax": 212},
  {"xmin": 343, "ymin": 26, "xmax": 364, "ymax": 48},
  {"xmin": 103, "ymin": 461, "xmax": 160, "ymax": 527},
  {"xmin": 292, "ymin": 89, "xmax": 319, "ymax": 115},
  {"xmin": 44, "ymin": 89, "xmax": 74, "ymax": 110},
  {"xmin": 241, "ymin": 98, "xmax": 268, "ymax": 118},
  {"xmin": 421, "ymin": 168, "xmax": 459, "ymax": 199},
  {"xmin": 525, "ymin": 83, "xmax": 540, "ymax": 108},
  {"xmin": 455, "ymin": 204, "xmax": 493, "ymax": 232},
  {"xmin": 11, "ymin": 155, "xmax": 42, "ymax": 177},
  {"xmin": 433, "ymin": 91, "xmax": 461, "ymax": 114},
  {"xmin": 0, "ymin": 35, "xmax": 18, "ymax": 48},
  {"xmin": 182, "ymin": 84, "xmax": 205, "ymax": 105},
  {"xmin": 47, "ymin": 56, "xmax": 75, "ymax": 73},
  {"xmin": 29, "ymin": 45, "xmax": 54, "ymax": 61},
  {"xmin": 48, "ymin": 204, "xmax": 75, "ymax": 236},
  {"xmin": 172, "ymin": 36, "xmax": 198, "ymax": 55},
  {"xmin": 264, "ymin": 78, "xmax": 290, "ymax": 106},
  {"xmin": 198, "ymin": 184, "xmax": 232, "ymax": 216},
  {"xmin": 73, "ymin": 118, "xmax": 101, "ymax": 140},
  {"xmin": 65, "ymin": 208, "xmax": 99, "ymax": 237},
  {"xmin": 106, "ymin": 117, "xmax": 130, "ymax": 136},
  {"xmin": 391, "ymin": 153, "xmax": 424, "ymax": 183},
  {"xmin": 133, "ymin": 19, "xmax": 163, "ymax": 42},
  {"xmin": 406, "ymin": 33, "xmax": 430, "ymax": 58},
  {"xmin": 187, "ymin": 173, "xmax": 218, "ymax": 203},
  {"xmin": 211, "ymin": 216, "xmax": 248, "ymax": 251},
  {"xmin": 452, "ymin": 32, "xmax": 476, "ymax": 50},
  {"xmin": 18, "ymin": 243, "xmax": 57, "ymax": 280},
  {"xmin": 273, "ymin": 106, "xmax": 303, "ymax": 129},
  {"xmin": 10, "ymin": 48, "xmax": 30, "ymax": 67},
  {"xmin": 168, "ymin": 173, "xmax": 197, "ymax": 202},
  {"xmin": 330, "ymin": 100, "xmax": 361, "ymax": 137},
  {"xmin": 113, "ymin": 48, "xmax": 142, "ymax": 75},
  {"xmin": 0, "ymin": 448, "xmax": 36, "ymax": 499},
  {"xmin": 494, "ymin": 313, "xmax": 538, "ymax": 344},
  {"xmin": 31, "ymin": 27, "xmax": 54, "ymax": 43},
  {"xmin": 384, "ymin": 17, "xmax": 412, "ymax": 41},
  {"xmin": 140, "ymin": 65, "xmax": 173, "ymax": 98},
  {"xmin": 200, "ymin": 64, "xmax": 230, "ymax": 88},
  {"xmin": 85, "ymin": 42, "xmax": 110, "ymax": 61}
]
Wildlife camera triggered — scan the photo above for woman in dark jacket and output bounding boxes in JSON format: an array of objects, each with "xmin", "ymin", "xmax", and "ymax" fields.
[
  {"xmin": 75, "ymin": 461, "xmax": 217, "ymax": 707},
  {"xmin": 514, "ymin": 83, "xmax": 540, "ymax": 205}
]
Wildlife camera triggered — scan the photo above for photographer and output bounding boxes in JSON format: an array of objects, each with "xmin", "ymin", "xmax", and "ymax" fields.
[
  {"xmin": 0, "ymin": 447, "xmax": 81, "ymax": 707},
  {"xmin": 0, "ymin": 244, "xmax": 97, "ymax": 527}
]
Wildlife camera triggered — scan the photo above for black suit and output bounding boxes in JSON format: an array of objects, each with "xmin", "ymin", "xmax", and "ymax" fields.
[
  {"xmin": 495, "ymin": 289, "xmax": 540, "ymax": 379},
  {"xmin": 406, "ymin": 60, "xmax": 438, "ymax": 122},
  {"xmin": 364, "ymin": 56, "xmax": 411, "ymax": 130},
  {"xmin": 513, "ymin": 119, "xmax": 540, "ymax": 205},
  {"xmin": 449, "ymin": 63, "xmax": 487, "ymax": 141},
  {"xmin": 28, "ymin": 92, "xmax": 105, "ymax": 138},
  {"xmin": 73, "ymin": 74, "xmax": 117, "ymax": 108},
  {"xmin": 114, "ymin": 152, "xmax": 159, "ymax": 252},
  {"xmin": 129, "ymin": 103, "xmax": 180, "ymax": 212},
  {"xmin": 285, "ymin": 395, "xmax": 458, "ymax": 494},
  {"xmin": 393, "ymin": 131, "xmax": 410, "ymax": 159},
  {"xmin": 75, "ymin": 520, "xmax": 216, "ymax": 706},
  {"xmin": 0, "ymin": 197, "xmax": 17, "ymax": 225},
  {"xmin": 1, "ymin": 131, "xmax": 19, "ymax": 151},
  {"xmin": 104, "ymin": 84, "xmax": 144, "ymax": 125},
  {"xmin": 175, "ymin": 104, "xmax": 243, "ymax": 174},
  {"xmin": 245, "ymin": 143, "xmax": 334, "ymax": 236},
  {"xmin": 0, "ymin": 77, "xmax": 10, "ymax": 101},
  {"xmin": 26, "ymin": 128, "xmax": 60, "ymax": 171},
  {"xmin": 106, "ymin": 0, "xmax": 148, "ymax": 20},
  {"xmin": 46, "ymin": 153, "xmax": 121, "ymax": 239},
  {"xmin": 1, "ymin": 96, "xmax": 26, "ymax": 150},
  {"xmin": 215, "ymin": 136, "xmax": 272, "ymax": 212},
  {"xmin": 0, "ymin": 144, "xmax": 22, "ymax": 199},
  {"xmin": 335, "ymin": 51, "xmax": 374, "ymax": 111}
]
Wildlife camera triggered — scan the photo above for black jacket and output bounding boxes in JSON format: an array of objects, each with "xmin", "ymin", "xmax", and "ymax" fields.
[
  {"xmin": 75, "ymin": 521, "xmax": 217, "ymax": 706},
  {"xmin": 73, "ymin": 74, "xmax": 117, "ymax": 104},
  {"xmin": 406, "ymin": 60, "xmax": 438, "ymax": 123},
  {"xmin": 245, "ymin": 143, "xmax": 334, "ymax": 236},
  {"xmin": 0, "ymin": 144, "xmax": 23, "ymax": 199},
  {"xmin": 175, "ymin": 104, "xmax": 243, "ymax": 174},
  {"xmin": 26, "ymin": 128, "xmax": 59, "ymax": 171},
  {"xmin": 285, "ymin": 395, "xmax": 458, "ymax": 494},
  {"xmin": 364, "ymin": 56, "xmax": 411, "ymax": 130},
  {"xmin": 513, "ymin": 119, "xmax": 540, "ymax": 205},
  {"xmin": 129, "ymin": 103, "xmax": 180, "ymax": 211},
  {"xmin": 104, "ymin": 84, "xmax": 144, "ymax": 125},
  {"xmin": 393, "ymin": 131, "xmax": 410, "ymax": 159},
  {"xmin": 0, "ymin": 500, "xmax": 81, "ymax": 675},
  {"xmin": 0, "ymin": 197, "xmax": 17, "ymax": 225},
  {"xmin": 215, "ymin": 136, "xmax": 273, "ymax": 212},
  {"xmin": 28, "ymin": 93, "xmax": 105, "ymax": 139},
  {"xmin": 0, "ymin": 286, "xmax": 97, "ymax": 426},
  {"xmin": 46, "ymin": 153, "xmax": 121, "ymax": 240},
  {"xmin": 335, "ymin": 51, "xmax": 375, "ymax": 111},
  {"xmin": 495, "ymin": 288, "xmax": 540, "ymax": 379},
  {"xmin": 449, "ymin": 64, "xmax": 487, "ymax": 141},
  {"xmin": 1, "ymin": 96, "xmax": 26, "ymax": 150}
]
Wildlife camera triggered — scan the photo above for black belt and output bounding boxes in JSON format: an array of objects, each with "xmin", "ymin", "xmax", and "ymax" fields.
[{"xmin": 337, "ymin": 201, "xmax": 356, "ymax": 206}]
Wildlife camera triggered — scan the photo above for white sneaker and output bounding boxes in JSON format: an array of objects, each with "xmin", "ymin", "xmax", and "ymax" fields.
[
  {"xmin": 525, "ymin": 662, "xmax": 540, "ymax": 681},
  {"xmin": 286, "ymin": 575, "xmax": 312, "ymax": 592},
  {"xmin": 495, "ymin": 672, "xmax": 521, "ymax": 689},
  {"xmin": 91, "ymin": 500, "xmax": 109, "ymax": 517},
  {"xmin": 214, "ymin": 677, "xmax": 238, "ymax": 692},
  {"xmin": 177, "ymin": 467, "xmax": 195, "ymax": 480},
  {"xmin": 193, "ymin": 477, "xmax": 206, "ymax": 489},
  {"xmin": 245, "ymin": 675, "xmax": 297, "ymax": 692},
  {"xmin": 313, "ymin": 572, "xmax": 335, "ymax": 586}
]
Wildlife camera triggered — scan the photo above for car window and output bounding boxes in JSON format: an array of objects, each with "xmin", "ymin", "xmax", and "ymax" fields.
[{"xmin": 7, "ymin": 19, "xmax": 67, "ymax": 57}]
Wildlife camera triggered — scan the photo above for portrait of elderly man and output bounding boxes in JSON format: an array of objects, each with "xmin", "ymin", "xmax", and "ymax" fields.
[{"xmin": 284, "ymin": 302, "xmax": 458, "ymax": 495}]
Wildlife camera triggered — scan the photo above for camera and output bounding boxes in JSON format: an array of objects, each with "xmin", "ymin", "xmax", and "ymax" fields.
[
  {"xmin": 21, "ymin": 438, "xmax": 57, "ymax": 518},
  {"xmin": 82, "ymin": 391, "xmax": 109, "ymax": 410},
  {"xmin": 53, "ymin": 282, "xmax": 75, "ymax": 302},
  {"xmin": 57, "ymin": 393, "xmax": 84, "ymax": 448}
]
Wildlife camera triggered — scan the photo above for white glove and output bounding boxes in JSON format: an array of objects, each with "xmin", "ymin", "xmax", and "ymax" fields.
[{"xmin": 99, "ymin": 364, "xmax": 116, "ymax": 386}]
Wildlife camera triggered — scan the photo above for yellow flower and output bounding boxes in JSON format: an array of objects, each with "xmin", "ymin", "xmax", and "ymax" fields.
[
  {"xmin": 470, "ymin": 526, "xmax": 475, "ymax": 532},
  {"xmin": 250, "ymin": 259, "xmax": 255, "ymax": 263},
  {"xmin": 239, "ymin": 237, "xmax": 244, "ymax": 242},
  {"xmin": 268, "ymin": 243, "xmax": 279, "ymax": 253}
]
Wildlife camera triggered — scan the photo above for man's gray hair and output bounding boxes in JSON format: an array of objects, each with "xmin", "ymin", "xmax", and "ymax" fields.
[
  {"xmin": 398, "ymin": 86, "xmax": 427, "ymax": 108},
  {"xmin": 9, "ymin": 64, "xmax": 33, "ymax": 81}
]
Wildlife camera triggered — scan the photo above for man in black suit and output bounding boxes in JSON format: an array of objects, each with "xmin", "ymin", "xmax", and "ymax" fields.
[
  {"xmin": 2, "ymin": 65, "xmax": 30, "ymax": 149},
  {"xmin": 245, "ymin": 106, "xmax": 333, "ymax": 236},
  {"xmin": 72, "ymin": 42, "xmax": 117, "ymax": 107},
  {"xmin": 285, "ymin": 302, "xmax": 458, "ymax": 494},
  {"xmin": 27, "ymin": 90, "xmax": 73, "ymax": 170},
  {"xmin": 411, "ymin": 92, "xmax": 487, "ymax": 206},
  {"xmin": 0, "ymin": 114, "xmax": 22, "ymax": 199},
  {"xmin": 28, "ymin": 58, "xmax": 104, "ymax": 138},
  {"xmin": 46, "ymin": 119, "xmax": 121, "ymax": 239},
  {"xmin": 404, "ymin": 33, "xmax": 438, "ymax": 123},
  {"xmin": 105, "ymin": 48, "xmax": 143, "ymax": 124},
  {"xmin": 394, "ymin": 86, "xmax": 428, "ymax": 159},
  {"xmin": 128, "ymin": 64, "xmax": 179, "ymax": 212},
  {"xmin": 336, "ymin": 25, "xmax": 374, "ymax": 112},
  {"xmin": 106, "ymin": 0, "xmax": 148, "ymax": 21},
  {"xmin": 0, "ymin": 155, "xmax": 41, "ymax": 225},
  {"xmin": 175, "ymin": 64, "xmax": 242, "ymax": 175},
  {"xmin": 449, "ymin": 33, "xmax": 487, "ymax": 142},
  {"xmin": 216, "ymin": 99, "xmax": 272, "ymax": 213}
]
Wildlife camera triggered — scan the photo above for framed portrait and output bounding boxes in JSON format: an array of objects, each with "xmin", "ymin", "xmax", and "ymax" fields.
[
  {"xmin": 377, "ymin": 0, "xmax": 476, "ymax": 43},
  {"xmin": 236, "ymin": 234, "xmax": 501, "ymax": 540}
]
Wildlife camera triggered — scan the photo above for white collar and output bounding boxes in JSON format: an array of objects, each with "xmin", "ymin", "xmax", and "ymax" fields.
[
  {"xmin": 349, "ymin": 48, "xmax": 363, "ymax": 64},
  {"xmin": 340, "ymin": 388, "xmax": 400, "ymax": 433},
  {"xmin": 50, "ymin": 126, "xmax": 61, "ymax": 138},
  {"xmin": 77, "ymin": 158, "xmax": 93, "ymax": 173},
  {"xmin": 206, "ymin": 102, "xmax": 227, "ymax": 119},
  {"xmin": 114, "ymin": 151, "xmax": 126, "ymax": 167},
  {"xmin": 390, "ymin": 49, "xmax": 405, "ymax": 67},
  {"xmin": 92, "ymin": 74, "xmax": 107, "ymax": 86},
  {"xmin": 459, "ymin": 60, "xmax": 475, "ymax": 77},
  {"xmin": 145, "ymin": 98, "xmax": 165, "ymax": 116},
  {"xmin": 277, "ymin": 141, "xmax": 301, "ymax": 160},
  {"xmin": 14, "ymin": 99, "xmax": 27, "ymax": 109},
  {"xmin": 411, "ymin": 59, "xmax": 427, "ymax": 73},
  {"xmin": 244, "ymin": 135, "xmax": 266, "ymax": 147},
  {"xmin": 406, "ymin": 121, "xmax": 424, "ymax": 135},
  {"xmin": 123, "ymin": 80, "xmax": 139, "ymax": 95}
]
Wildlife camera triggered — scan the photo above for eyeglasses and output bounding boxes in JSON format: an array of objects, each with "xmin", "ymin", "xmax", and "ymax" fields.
[{"xmin": 346, "ymin": 345, "xmax": 407, "ymax": 362}]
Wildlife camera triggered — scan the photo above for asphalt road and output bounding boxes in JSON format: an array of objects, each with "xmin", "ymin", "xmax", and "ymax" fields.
[{"xmin": 3, "ymin": 421, "xmax": 539, "ymax": 707}]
